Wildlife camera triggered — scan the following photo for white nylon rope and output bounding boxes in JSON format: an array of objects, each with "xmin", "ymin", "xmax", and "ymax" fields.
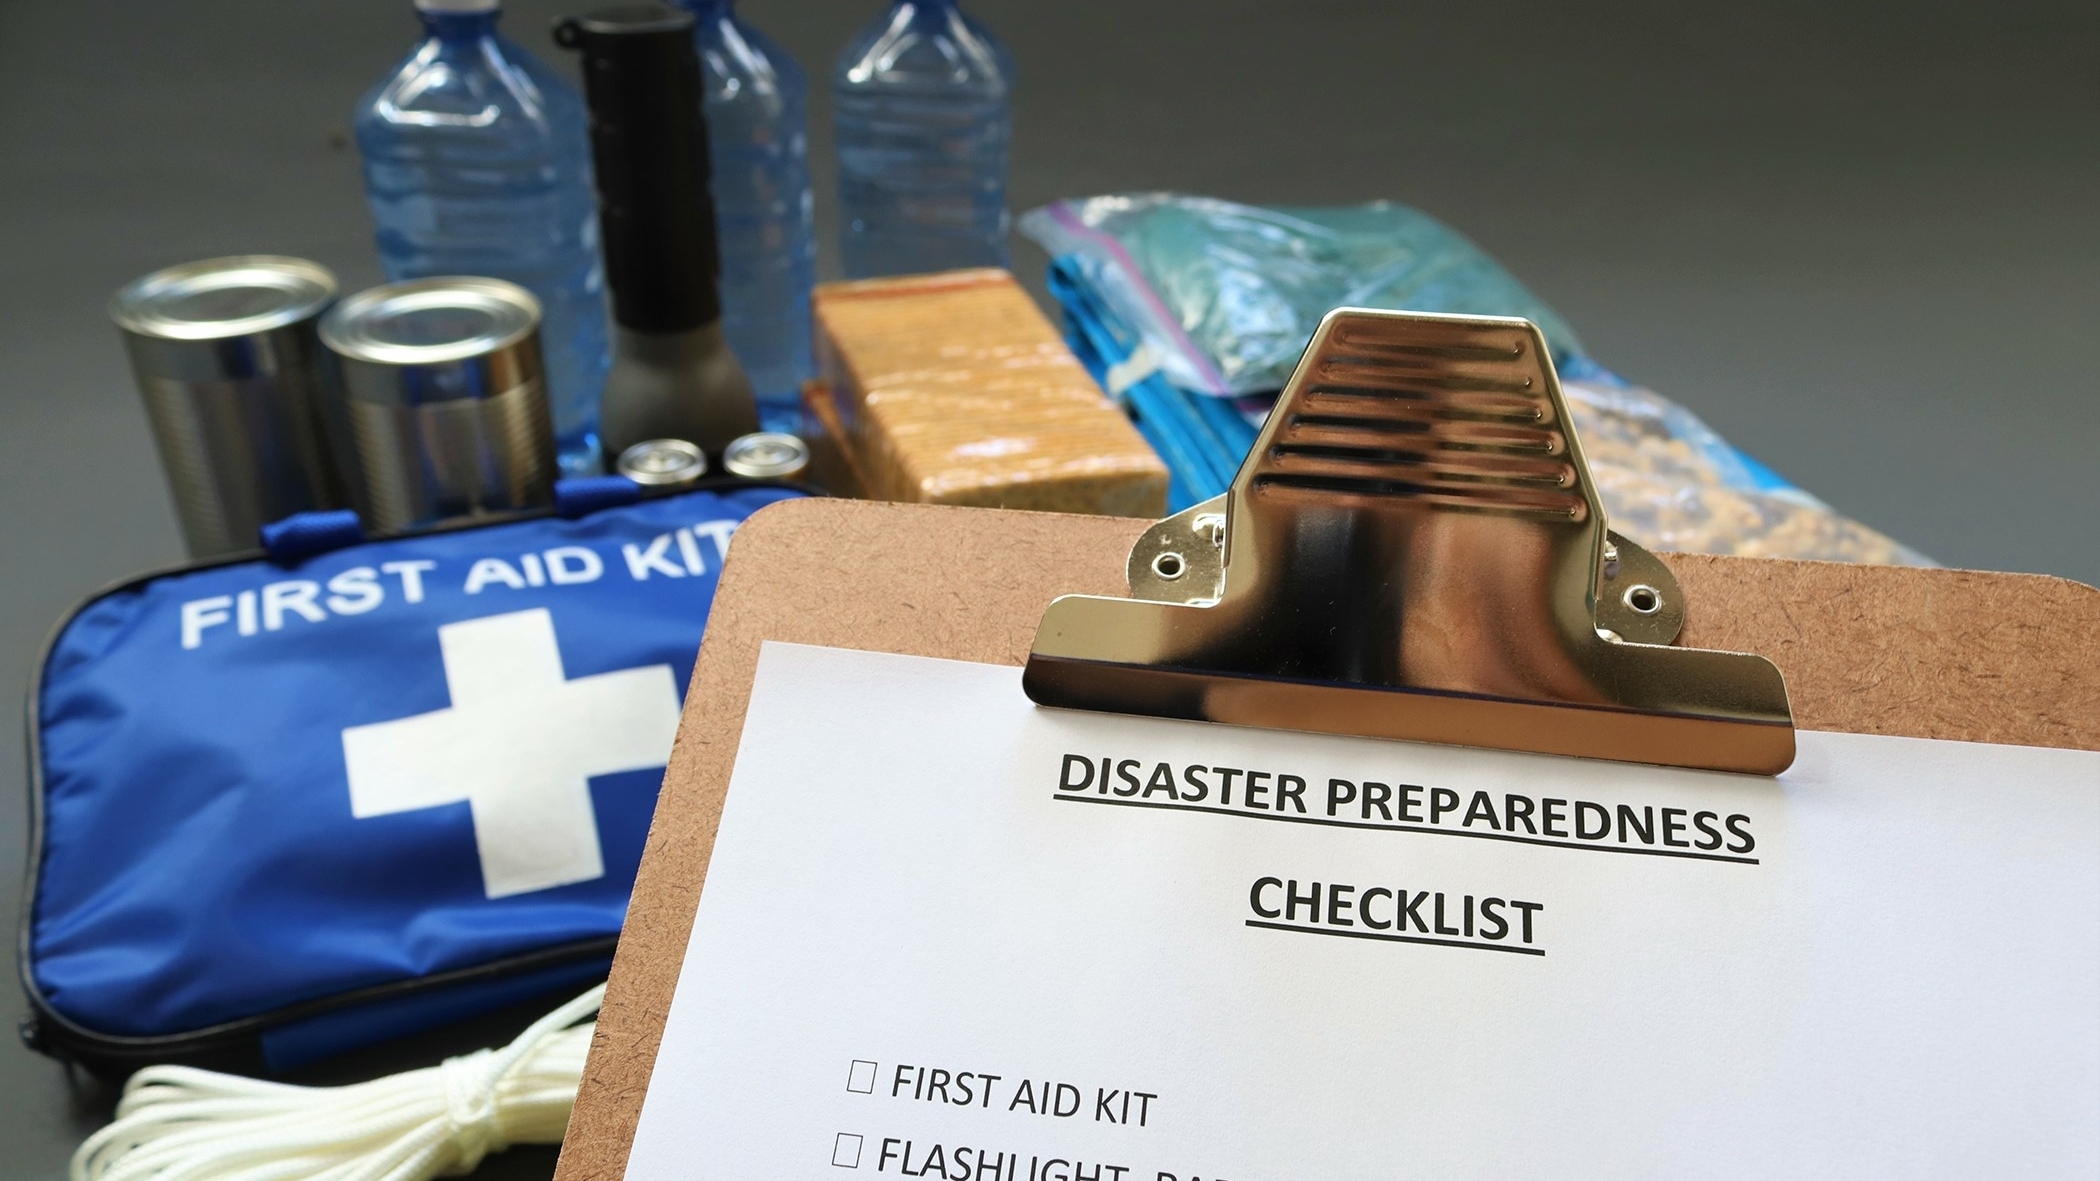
[{"xmin": 71, "ymin": 983, "xmax": 605, "ymax": 1181}]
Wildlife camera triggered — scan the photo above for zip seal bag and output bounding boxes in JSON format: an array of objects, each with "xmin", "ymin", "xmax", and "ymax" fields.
[{"xmin": 1025, "ymin": 193, "xmax": 1930, "ymax": 564}]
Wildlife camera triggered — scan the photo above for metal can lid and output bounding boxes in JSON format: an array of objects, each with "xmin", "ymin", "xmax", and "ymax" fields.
[
  {"xmin": 320, "ymin": 277, "xmax": 541, "ymax": 366},
  {"xmin": 110, "ymin": 255, "xmax": 337, "ymax": 341},
  {"xmin": 617, "ymin": 438, "xmax": 709, "ymax": 488},
  {"xmin": 722, "ymin": 432, "xmax": 810, "ymax": 480}
]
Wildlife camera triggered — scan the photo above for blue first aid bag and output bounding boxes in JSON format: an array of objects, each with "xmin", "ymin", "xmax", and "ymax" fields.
[{"xmin": 22, "ymin": 483, "xmax": 804, "ymax": 1074}]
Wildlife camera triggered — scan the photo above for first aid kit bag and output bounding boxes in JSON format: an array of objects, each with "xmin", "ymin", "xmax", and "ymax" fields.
[{"xmin": 21, "ymin": 481, "xmax": 804, "ymax": 1075}]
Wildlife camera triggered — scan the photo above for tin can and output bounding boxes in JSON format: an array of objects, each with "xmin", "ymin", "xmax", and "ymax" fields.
[
  {"xmin": 321, "ymin": 277, "xmax": 557, "ymax": 533},
  {"xmin": 616, "ymin": 438, "xmax": 709, "ymax": 490},
  {"xmin": 110, "ymin": 256, "xmax": 342, "ymax": 557},
  {"xmin": 721, "ymin": 432, "xmax": 810, "ymax": 481}
]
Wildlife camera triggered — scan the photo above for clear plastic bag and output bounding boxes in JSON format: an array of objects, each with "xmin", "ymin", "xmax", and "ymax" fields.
[
  {"xmin": 1021, "ymin": 193, "xmax": 1585, "ymax": 396},
  {"xmin": 1560, "ymin": 375, "xmax": 1930, "ymax": 564},
  {"xmin": 1023, "ymin": 192, "xmax": 1932, "ymax": 565}
]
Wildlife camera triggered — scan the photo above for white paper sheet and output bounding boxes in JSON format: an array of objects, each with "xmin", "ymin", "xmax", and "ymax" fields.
[{"xmin": 623, "ymin": 643, "xmax": 2100, "ymax": 1180}]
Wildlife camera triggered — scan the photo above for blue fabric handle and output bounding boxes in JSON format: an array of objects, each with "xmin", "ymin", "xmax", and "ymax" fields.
[
  {"xmin": 260, "ymin": 511, "xmax": 367, "ymax": 563},
  {"xmin": 555, "ymin": 475, "xmax": 644, "ymax": 518}
]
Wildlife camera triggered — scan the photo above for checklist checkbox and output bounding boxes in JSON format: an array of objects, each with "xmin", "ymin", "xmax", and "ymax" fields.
[
  {"xmin": 833, "ymin": 1133, "xmax": 863, "ymax": 1168},
  {"xmin": 846, "ymin": 1059, "xmax": 878, "ymax": 1094}
]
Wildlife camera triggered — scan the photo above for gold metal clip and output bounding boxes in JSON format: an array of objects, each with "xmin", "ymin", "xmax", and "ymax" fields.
[{"xmin": 1025, "ymin": 308, "xmax": 1795, "ymax": 774}]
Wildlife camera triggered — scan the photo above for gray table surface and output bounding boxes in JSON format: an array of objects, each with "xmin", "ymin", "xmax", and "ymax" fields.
[{"xmin": 3, "ymin": 0, "xmax": 2095, "ymax": 1175}]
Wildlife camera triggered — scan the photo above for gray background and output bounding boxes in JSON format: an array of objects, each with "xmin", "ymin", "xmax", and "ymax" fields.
[{"xmin": 2, "ymin": 0, "xmax": 2094, "ymax": 1175}]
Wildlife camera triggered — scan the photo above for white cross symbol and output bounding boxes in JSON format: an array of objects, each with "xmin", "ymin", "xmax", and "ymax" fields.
[{"xmin": 341, "ymin": 608, "xmax": 682, "ymax": 899}]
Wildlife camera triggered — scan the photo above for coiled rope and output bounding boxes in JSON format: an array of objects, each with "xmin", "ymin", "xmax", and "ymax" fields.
[{"xmin": 71, "ymin": 983, "xmax": 604, "ymax": 1181}]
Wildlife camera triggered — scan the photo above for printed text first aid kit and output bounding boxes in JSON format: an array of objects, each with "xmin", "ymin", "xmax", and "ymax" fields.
[{"xmin": 24, "ymin": 483, "xmax": 802, "ymax": 1073}]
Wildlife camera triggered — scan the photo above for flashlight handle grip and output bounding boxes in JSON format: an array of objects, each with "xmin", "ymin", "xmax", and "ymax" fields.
[{"xmin": 556, "ymin": 7, "xmax": 721, "ymax": 334}]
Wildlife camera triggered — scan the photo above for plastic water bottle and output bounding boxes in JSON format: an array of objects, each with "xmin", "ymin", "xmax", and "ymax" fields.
[
  {"xmin": 833, "ymin": 0, "xmax": 1013, "ymax": 279},
  {"xmin": 679, "ymin": 0, "xmax": 817, "ymax": 432},
  {"xmin": 354, "ymin": 0, "xmax": 610, "ymax": 473}
]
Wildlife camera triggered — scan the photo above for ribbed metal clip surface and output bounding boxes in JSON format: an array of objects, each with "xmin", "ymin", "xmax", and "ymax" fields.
[{"xmin": 1025, "ymin": 308, "xmax": 1796, "ymax": 775}]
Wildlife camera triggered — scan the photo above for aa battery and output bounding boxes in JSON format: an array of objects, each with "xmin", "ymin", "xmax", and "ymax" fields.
[
  {"xmin": 110, "ymin": 255, "xmax": 343, "ymax": 557},
  {"xmin": 616, "ymin": 438, "xmax": 709, "ymax": 490},
  {"xmin": 721, "ymin": 432, "xmax": 810, "ymax": 481},
  {"xmin": 320, "ymin": 277, "xmax": 557, "ymax": 534}
]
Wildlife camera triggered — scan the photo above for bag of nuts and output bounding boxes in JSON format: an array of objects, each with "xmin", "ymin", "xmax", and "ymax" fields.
[{"xmin": 1562, "ymin": 375, "xmax": 1930, "ymax": 565}]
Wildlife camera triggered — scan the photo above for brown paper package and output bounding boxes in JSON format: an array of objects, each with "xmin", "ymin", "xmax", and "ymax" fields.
[{"xmin": 813, "ymin": 269, "xmax": 1168, "ymax": 516}]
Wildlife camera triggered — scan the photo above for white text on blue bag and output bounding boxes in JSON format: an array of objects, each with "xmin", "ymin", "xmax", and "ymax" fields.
[{"xmin": 177, "ymin": 520, "xmax": 743, "ymax": 650}]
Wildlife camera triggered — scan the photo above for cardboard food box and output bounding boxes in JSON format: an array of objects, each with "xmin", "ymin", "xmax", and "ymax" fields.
[{"xmin": 812, "ymin": 269, "xmax": 1167, "ymax": 517}]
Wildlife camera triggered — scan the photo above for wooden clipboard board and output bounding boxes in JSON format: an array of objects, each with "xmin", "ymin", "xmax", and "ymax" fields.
[{"xmin": 551, "ymin": 494, "xmax": 2100, "ymax": 1181}]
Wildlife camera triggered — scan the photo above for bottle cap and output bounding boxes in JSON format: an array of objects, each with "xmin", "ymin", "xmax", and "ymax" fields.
[{"xmin": 414, "ymin": 0, "xmax": 500, "ymax": 13}]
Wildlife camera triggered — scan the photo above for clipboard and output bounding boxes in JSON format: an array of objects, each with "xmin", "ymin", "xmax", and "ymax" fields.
[{"xmin": 552, "ymin": 312, "xmax": 2100, "ymax": 1181}]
